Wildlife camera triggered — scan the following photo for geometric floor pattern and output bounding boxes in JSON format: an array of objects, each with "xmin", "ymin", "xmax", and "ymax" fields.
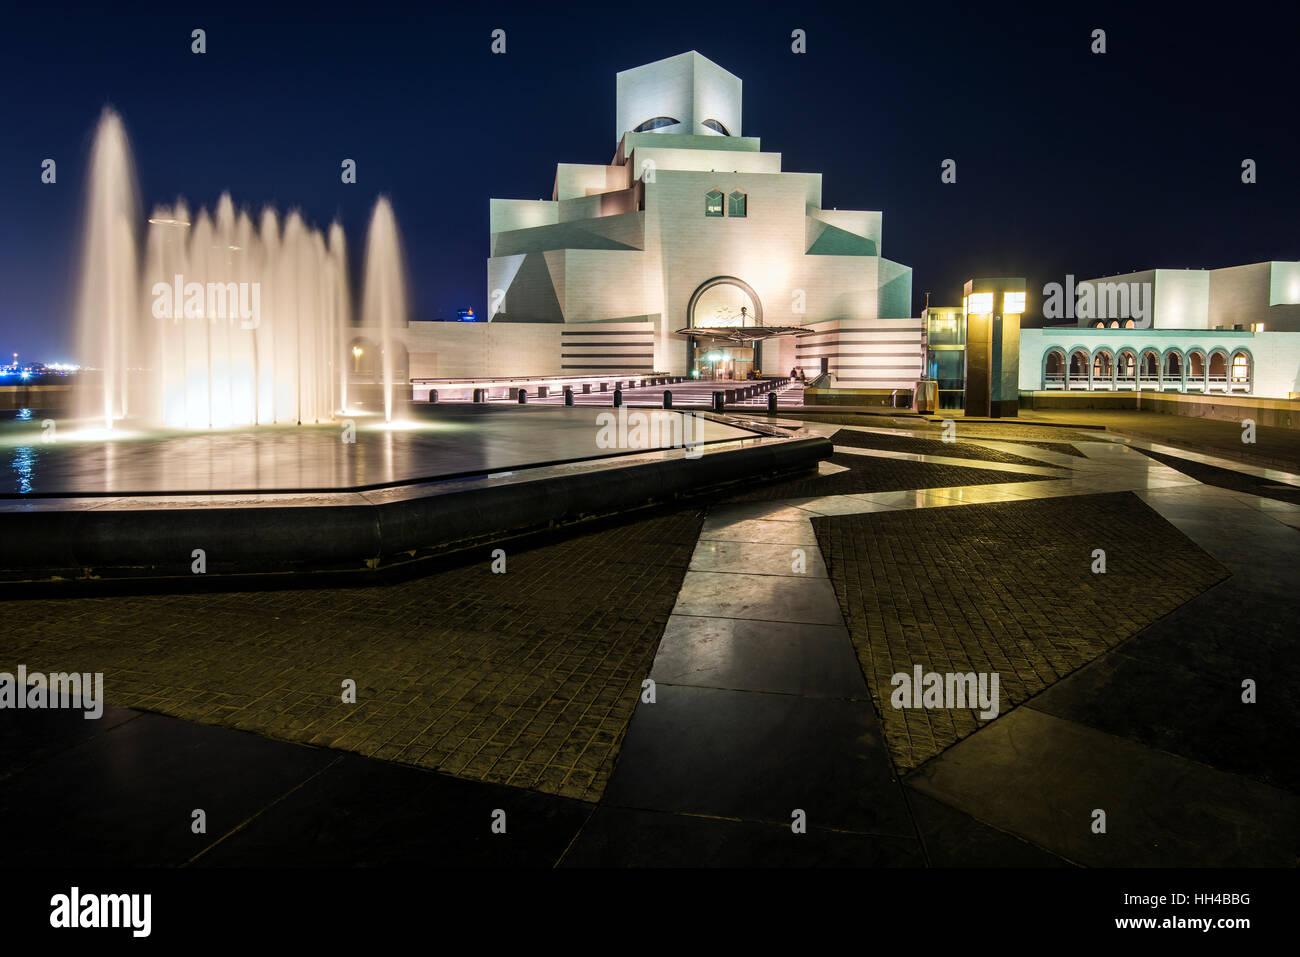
[{"xmin": 5, "ymin": 414, "xmax": 1298, "ymax": 866}]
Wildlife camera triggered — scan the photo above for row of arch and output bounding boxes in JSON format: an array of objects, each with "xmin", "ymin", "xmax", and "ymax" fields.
[{"xmin": 1042, "ymin": 345, "xmax": 1252, "ymax": 393}]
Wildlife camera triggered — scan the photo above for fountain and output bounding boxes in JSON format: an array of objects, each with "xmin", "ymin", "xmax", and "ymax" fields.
[
  {"xmin": 1, "ymin": 113, "xmax": 821, "ymax": 586},
  {"xmin": 74, "ymin": 108, "xmax": 139, "ymax": 430},
  {"xmin": 360, "ymin": 197, "xmax": 407, "ymax": 423},
  {"xmin": 74, "ymin": 108, "xmax": 396, "ymax": 429}
]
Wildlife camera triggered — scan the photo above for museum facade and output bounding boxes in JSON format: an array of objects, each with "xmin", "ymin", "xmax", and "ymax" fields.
[{"xmin": 392, "ymin": 51, "xmax": 922, "ymax": 391}]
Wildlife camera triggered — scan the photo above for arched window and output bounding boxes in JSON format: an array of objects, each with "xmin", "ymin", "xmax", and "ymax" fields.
[
  {"xmin": 1123, "ymin": 319, "xmax": 1135, "ymax": 328},
  {"xmin": 728, "ymin": 190, "xmax": 747, "ymax": 217},
  {"xmin": 1108, "ymin": 320, "xmax": 1120, "ymax": 329},
  {"xmin": 705, "ymin": 189, "xmax": 724, "ymax": 217},
  {"xmin": 1231, "ymin": 353, "xmax": 1250, "ymax": 382},
  {"xmin": 1163, "ymin": 352, "xmax": 1182, "ymax": 378},
  {"xmin": 701, "ymin": 118, "xmax": 730, "ymax": 136},
  {"xmin": 1188, "ymin": 351, "xmax": 1205, "ymax": 377},
  {"xmin": 1117, "ymin": 351, "xmax": 1136, "ymax": 380},
  {"xmin": 1093, "ymin": 351, "xmax": 1113, "ymax": 378},
  {"xmin": 634, "ymin": 116, "xmax": 679, "ymax": 132},
  {"xmin": 1045, "ymin": 350, "xmax": 1065, "ymax": 375}
]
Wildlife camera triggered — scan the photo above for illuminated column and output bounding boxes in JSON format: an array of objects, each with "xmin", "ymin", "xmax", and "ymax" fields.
[{"xmin": 962, "ymin": 279, "xmax": 1024, "ymax": 417}]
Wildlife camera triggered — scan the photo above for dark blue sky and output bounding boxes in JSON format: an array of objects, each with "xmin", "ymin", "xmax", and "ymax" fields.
[{"xmin": 2, "ymin": 0, "xmax": 1297, "ymax": 361}]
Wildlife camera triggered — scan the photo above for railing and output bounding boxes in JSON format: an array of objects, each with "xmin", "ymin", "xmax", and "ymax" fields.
[{"xmin": 1043, "ymin": 373, "xmax": 1065, "ymax": 390}]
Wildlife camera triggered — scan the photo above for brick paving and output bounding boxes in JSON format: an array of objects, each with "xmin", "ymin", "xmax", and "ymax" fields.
[
  {"xmin": 720, "ymin": 453, "xmax": 1059, "ymax": 504},
  {"xmin": 812, "ymin": 492, "xmax": 1229, "ymax": 775},
  {"xmin": 829, "ymin": 428, "xmax": 1066, "ymax": 468},
  {"xmin": 1, "ymin": 508, "xmax": 703, "ymax": 803},
  {"xmin": 1018, "ymin": 409, "xmax": 1300, "ymax": 471},
  {"xmin": 1136, "ymin": 447, "xmax": 1300, "ymax": 505}
]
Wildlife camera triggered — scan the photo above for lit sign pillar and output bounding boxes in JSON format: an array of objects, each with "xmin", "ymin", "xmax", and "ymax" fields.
[{"xmin": 963, "ymin": 279, "xmax": 1024, "ymax": 418}]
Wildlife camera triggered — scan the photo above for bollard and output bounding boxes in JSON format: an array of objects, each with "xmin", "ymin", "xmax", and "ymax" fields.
[
  {"xmin": 613, "ymin": 388, "xmax": 622, "ymax": 407},
  {"xmin": 712, "ymin": 390, "xmax": 725, "ymax": 412},
  {"xmin": 768, "ymin": 391, "xmax": 778, "ymax": 412},
  {"xmin": 428, "ymin": 389, "xmax": 439, "ymax": 404},
  {"xmin": 517, "ymin": 389, "xmax": 527, "ymax": 404},
  {"xmin": 663, "ymin": 389, "xmax": 672, "ymax": 409},
  {"xmin": 563, "ymin": 387, "xmax": 574, "ymax": 406},
  {"xmin": 473, "ymin": 388, "xmax": 486, "ymax": 403},
  {"xmin": 582, "ymin": 383, "xmax": 591, "ymax": 394}
]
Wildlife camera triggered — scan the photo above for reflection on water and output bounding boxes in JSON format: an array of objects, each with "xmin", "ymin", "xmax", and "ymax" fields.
[
  {"xmin": 0, "ymin": 407, "xmax": 756, "ymax": 496},
  {"xmin": 11, "ymin": 410, "xmax": 36, "ymax": 493},
  {"xmin": 11, "ymin": 445, "xmax": 36, "ymax": 494}
]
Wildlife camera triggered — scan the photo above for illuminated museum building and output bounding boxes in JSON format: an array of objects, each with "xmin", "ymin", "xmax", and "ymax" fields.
[
  {"xmin": 357, "ymin": 51, "xmax": 1300, "ymax": 404},
  {"xmin": 392, "ymin": 51, "xmax": 922, "ymax": 389}
]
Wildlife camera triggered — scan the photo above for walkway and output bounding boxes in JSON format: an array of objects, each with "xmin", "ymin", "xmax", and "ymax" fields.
[{"xmin": 566, "ymin": 418, "xmax": 1300, "ymax": 865}]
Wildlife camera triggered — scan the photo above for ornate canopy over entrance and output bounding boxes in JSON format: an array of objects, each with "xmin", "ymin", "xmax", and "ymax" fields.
[{"xmin": 677, "ymin": 277, "xmax": 809, "ymax": 378}]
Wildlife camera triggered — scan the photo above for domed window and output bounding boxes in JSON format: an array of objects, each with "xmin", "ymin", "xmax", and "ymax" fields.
[
  {"xmin": 705, "ymin": 189, "xmax": 724, "ymax": 217},
  {"xmin": 728, "ymin": 190, "xmax": 747, "ymax": 217},
  {"xmin": 702, "ymin": 118, "xmax": 730, "ymax": 136},
  {"xmin": 634, "ymin": 116, "xmax": 679, "ymax": 132}
]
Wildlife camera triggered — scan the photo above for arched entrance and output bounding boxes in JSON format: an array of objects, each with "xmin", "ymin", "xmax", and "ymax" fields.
[{"xmin": 687, "ymin": 277, "xmax": 764, "ymax": 379}]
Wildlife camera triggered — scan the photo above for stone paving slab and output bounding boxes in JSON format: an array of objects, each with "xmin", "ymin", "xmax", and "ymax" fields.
[
  {"xmin": 560, "ymin": 806, "xmax": 923, "ymax": 867},
  {"xmin": 651, "ymin": 615, "xmax": 866, "ymax": 698},
  {"xmin": 1136, "ymin": 447, "xmax": 1300, "ymax": 505},
  {"xmin": 907, "ymin": 707, "xmax": 1300, "ymax": 867},
  {"xmin": 829, "ymin": 428, "xmax": 1064, "ymax": 468},
  {"xmin": 719, "ymin": 453, "xmax": 1062, "ymax": 504},
  {"xmin": 600, "ymin": 683, "xmax": 913, "ymax": 836}
]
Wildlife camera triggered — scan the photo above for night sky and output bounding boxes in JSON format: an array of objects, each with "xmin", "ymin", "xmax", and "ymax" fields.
[{"xmin": 2, "ymin": 1, "xmax": 1297, "ymax": 362}]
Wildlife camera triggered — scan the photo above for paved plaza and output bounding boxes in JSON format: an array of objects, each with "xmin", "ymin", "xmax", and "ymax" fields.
[{"xmin": 3, "ymin": 411, "xmax": 1297, "ymax": 866}]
